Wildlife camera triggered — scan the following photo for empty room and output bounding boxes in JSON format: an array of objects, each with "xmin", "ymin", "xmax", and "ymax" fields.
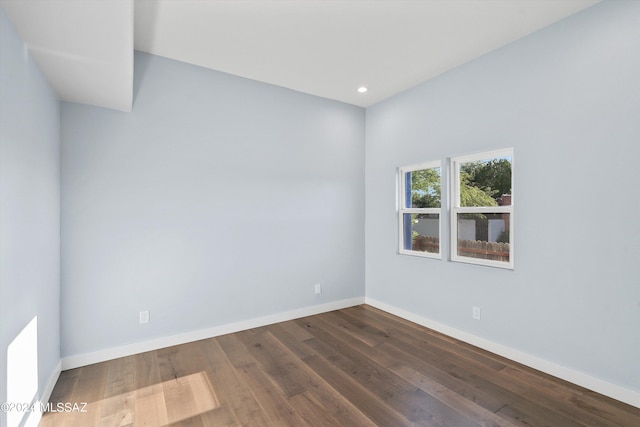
[{"xmin": 1, "ymin": 0, "xmax": 639, "ymax": 426}]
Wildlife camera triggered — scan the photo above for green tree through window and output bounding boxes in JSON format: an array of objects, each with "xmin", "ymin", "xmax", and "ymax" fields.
[
  {"xmin": 460, "ymin": 158, "xmax": 511, "ymax": 207},
  {"xmin": 409, "ymin": 168, "xmax": 440, "ymax": 208}
]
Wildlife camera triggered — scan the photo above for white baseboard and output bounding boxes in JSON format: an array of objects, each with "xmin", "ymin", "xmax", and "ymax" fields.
[
  {"xmin": 40, "ymin": 360, "xmax": 62, "ymax": 404},
  {"xmin": 365, "ymin": 297, "xmax": 640, "ymax": 409},
  {"xmin": 18, "ymin": 360, "xmax": 62, "ymax": 427},
  {"xmin": 60, "ymin": 296, "xmax": 640, "ymax": 409},
  {"xmin": 62, "ymin": 297, "xmax": 365, "ymax": 370}
]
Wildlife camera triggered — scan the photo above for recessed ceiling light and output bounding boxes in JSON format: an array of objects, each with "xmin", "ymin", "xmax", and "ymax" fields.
[{"xmin": 357, "ymin": 86, "xmax": 368, "ymax": 93}]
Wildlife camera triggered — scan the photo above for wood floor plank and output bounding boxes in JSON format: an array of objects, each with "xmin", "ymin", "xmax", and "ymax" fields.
[
  {"xmin": 147, "ymin": 341, "xmax": 219, "ymax": 425},
  {"xmin": 217, "ymin": 329, "xmax": 311, "ymax": 424},
  {"xmin": 217, "ymin": 331, "xmax": 309, "ymax": 426},
  {"xmin": 166, "ymin": 413, "xmax": 205, "ymax": 427},
  {"xmin": 303, "ymin": 354, "xmax": 415, "ymax": 427},
  {"xmin": 54, "ymin": 363, "xmax": 108, "ymax": 427},
  {"xmin": 289, "ymin": 391, "xmax": 376, "ymax": 427},
  {"xmin": 321, "ymin": 309, "xmax": 391, "ymax": 347},
  {"xmin": 386, "ymin": 387, "xmax": 481, "ymax": 427},
  {"xmin": 98, "ymin": 391, "xmax": 135, "ymax": 427},
  {"xmin": 39, "ymin": 369, "xmax": 82, "ymax": 427},
  {"xmin": 39, "ymin": 305, "xmax": 640, "ymax": 427},
  {"xmin": 342, "ymin": 306, "xmax": 508, "ymax": 373},
  {"xmin": 367, "ymin": 323, "xmax": 606, "ymax": 427},
  {"xmin": 390, "ymin": 364, "xmax": 519, "ymax": 427},
  {"xmin": 264, "ymin": 327, "xmax": 381, "ymax": 427},
  {"xmin": 162, "ymin": 374, "xmax": 212, "ymax": 425},
  {"xmin": 100, "ymin": 355, "xmax": 136, "ymax": 425},
  {"xmin": 311, "ymin": 312, "xmax": 400, "ymax": 367},
  {"xmin": 216, "ymin": 333, "xmax": 261, "ymax": 368},
  {"xmin": 47, "ymin": 368, "xmax": 81, "ymax": 403},
  {"xmin": 499, "ymin": 365, "xmax": 638, "ymax": 427},
  {"xmin": 134, "ymin": 351, "xmax": 161, "ymax": 391},
  {"xmin": 266, "ymin": 322, "xmax": 318, "ymax": 359},
  {"xmin": 133, "ymin": 389, "xmax": 168, "ymax": 427},
  {"xmin": 448, "ymin": 364, "xmax": 586, "ymax": 427},
  {"xmin": 74, "ymin": 362, "xmax": 109, "ymax": 403},
  {"xmin": 495, "ymin": 402, "xmax": 587, "ymax": 427},
  {"xmin": 491, "ymin": 366, "xmax": 624, "ymax": 427},
  {"xmin": 296, "ymin": 316, "xmax": 415, "ymax": 401},
  {"xmin": 103, "ymin": 355, "xmax": 136, "ymax": 398},
  {"xmin": 235, "ymin": 361, "xmax": 311, "ymax": 427},
  {"xmin": 156, "ymin": 347, "xmax": 183, "ymax": 382},
  {"xmin": 277, "ymin": 318, "xmax": 315, "ymax": 341},
  {"xmin": 235, "ymin": 329, "xmax": 308, "ymax": 399},
  {"xmin": 246, "ymin": 325, "xmax": 380, "ymax": 427},
  {"xmin": 349, "ymin": 305, "xmax": 454, "ymax": 341},
  {"xmin": 377, "ymin": 333, "xmax": 508, "ymax": 397},
  {"xmin": 197, "ymin": 403, "xmax": 237, "ymax": 427},
  {"xmin": 376, "ymin": 340, "xmax": 508, "ymax": 413},
  {"xmin": 198, "ymin": 337, "xmax": 270, "ymax": 426},
  {"xmin": 350, "ymin": 305, "xmax": 513, "ymax": 369},
  {"xmin": 379, "ymin": 336, "xmax": 583, "ymax": 427},
  {"xmin": 287, "ymin": 392, "xmax": 355, "ymax": 427},
  {"xmin": 60, "ymin": 396, "xmax": 102, "ymax": 426}
]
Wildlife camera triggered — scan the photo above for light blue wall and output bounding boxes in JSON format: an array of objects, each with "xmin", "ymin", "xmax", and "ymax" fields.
[
  {"xmin": 61, "ymin": 52, "xmax": 365, "ymax": 358},
  {"xmin": 365, "ymin": 0, "xmax": 640, "ymax": 392},
  {"xmin": 5, "ymin": 0, "xmax": 636, "ymax": 406},
  {"xmin": 0, "ymin": 5, "xmax": 61, "ymax": 426}
]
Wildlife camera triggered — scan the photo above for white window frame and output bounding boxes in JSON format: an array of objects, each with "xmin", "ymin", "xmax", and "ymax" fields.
[
  {"xmin": 450, "ymin": 148, "xmax": 514, "ymax": 269},
  {"xmin": 398, "ymin": 161, "xmax": 442, "ymax": 259}
]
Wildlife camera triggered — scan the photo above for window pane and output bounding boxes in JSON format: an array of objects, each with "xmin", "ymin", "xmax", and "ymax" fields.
[
  {"xmin": 405, "ymin": 167, "xmax": 441, "ymax": 208},
  {"xmin": 457, "ymin": 213, "xmax": 510, "ymax": 262},
  {"xmin": 459, "ymin": 156, "xmax": 512, "ymax": 207},
  {"xmin": 403, "ymin": 213, "xmax": 439, "ymax": 253}
]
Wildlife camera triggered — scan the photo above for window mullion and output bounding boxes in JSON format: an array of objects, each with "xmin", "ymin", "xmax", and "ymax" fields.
[{"xmin": 454, "ymin": 206, "xmax": 512, "ymax": 214}]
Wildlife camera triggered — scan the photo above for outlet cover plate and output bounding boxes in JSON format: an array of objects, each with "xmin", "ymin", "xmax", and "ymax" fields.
[{"xmin": 139, "ymin": 310, "xmax": 150, "ymax": 324}]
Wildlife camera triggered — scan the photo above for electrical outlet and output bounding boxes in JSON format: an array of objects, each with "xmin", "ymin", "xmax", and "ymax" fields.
[
  {"xmin": 472, "ymin": 306, "xmax": 481, "ymax": 320},
  {"xmin": 314, "ymin": 283, "xmax": 322, "ymax": 295},
  {"xmin": 139, "ymin": 310, "xmax": 150, "ymax": 324}
]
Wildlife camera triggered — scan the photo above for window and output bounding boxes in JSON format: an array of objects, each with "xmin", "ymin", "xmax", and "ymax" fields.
[
  {"xmin": 399, "ymin": 161, "xmax": 442, "ymax": 258},
  {"xmin": 450, "ymin": 149, "xmax": 513, "ymax": 269}
]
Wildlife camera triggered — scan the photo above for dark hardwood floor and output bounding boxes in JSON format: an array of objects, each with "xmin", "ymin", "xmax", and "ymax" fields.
[{"xmin": 39, "ymin": 305, "xmax": 640, "ymax": 426}]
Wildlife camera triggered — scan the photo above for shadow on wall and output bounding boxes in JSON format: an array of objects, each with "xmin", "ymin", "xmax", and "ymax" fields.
[{"xmin": 132, "ymin": 0, "xmax": 160, "ymax": 107}]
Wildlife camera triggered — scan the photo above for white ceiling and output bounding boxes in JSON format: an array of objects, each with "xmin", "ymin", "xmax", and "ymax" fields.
[
  {"xmin": 1, "ymin": 0, "xmax": 600, "ymax": 111},
  {"xmin": 1, "ymin": 0, "xmax": 134, "ymax": 112}
]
